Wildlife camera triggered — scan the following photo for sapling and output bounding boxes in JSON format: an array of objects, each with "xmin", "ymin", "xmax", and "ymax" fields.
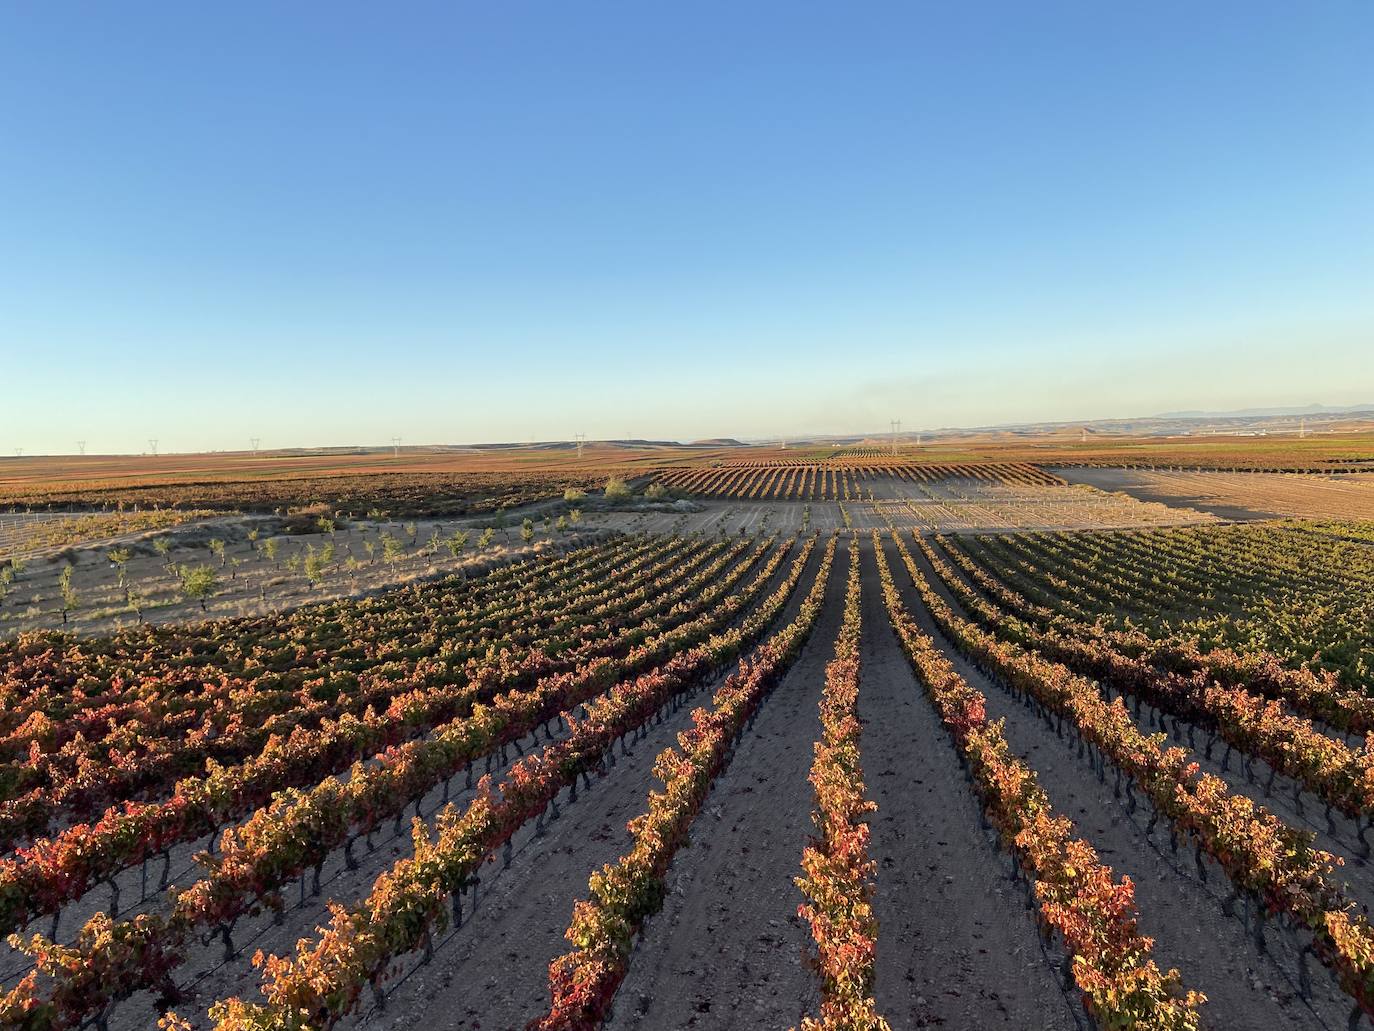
[
  {"xmin": 108, "ymin": 547, "xmax": 132, "ymax": 592},
  {"xmin": 58, "ymin": 564, "xmax": 77, "ymax": 624},
  {"xmin": 177, "ymin": 563, "xmax": 219, "ymax": 612}
]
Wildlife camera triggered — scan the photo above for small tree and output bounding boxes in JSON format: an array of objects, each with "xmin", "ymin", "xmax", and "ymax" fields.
[
  {"xmin": 478, "ymin": 527, "xmax": 496, "ymax": 548},
  {"xmin": 363, "ymin": 539, "xmax": 377, "ymax": 565},
  {"xmin": 0, "ymin": 566, "xmax": 13, "ymax": 605},
  {"xmin": 563, "ymin": 487, "xmax": 587, "ymax": 503},
  {"xmin": 209, "ymin": 538, "xmax": 227, "ymax": 567},
  {"xmin": 645, "ymin": 482, "xmax": 668, "ymax": 500},
  {"xmin": 153, "ymin": 537, "xmax": 173, "ymax": 570},
  {"xmin": 263, "ymin": 538, "xmax": 281, "ymax": 567},
  {"xmin": 446, "ymin": 530, "xmax": 470, "ymax": 558},
  {"xmin": 404, "ymin": 522, "xmax": 418, "ymax": 546},
  {"xmin": 426, "ymin": 528, "xmax": 441, "ymax": 554},
  {"xmin": 247, "ymin": 528, "xmax": 260, "ymax": 552},
  {"xmin": 316, "ymin": 516, "xmax": 336, "ymax": 536},
  {"xmin": 304, "ymin": 545, "xmax": 329, "ymax": 588},
  {"xmin": 58, "ymin": 565, "xmax": 78, "ymax": 624},
  {"xmin": 108, "ymin": 547, "xmax": 133, "ymax": 593},
  {"xmin": 177, "ymin": 563, "xmax": 219, "ymax": 612},
  {"xmin": 520, "ymin": 518, "xmax": 536, "ymax": 544},
  {"xmin": 127, "ymin": 588, "xmax": 145, "ymax": 624},
  {"xmin": 604, "ymin": 476, "xmax": 631, "ymax": 503},
  {"xmin": 381, "ymin": 532, "xmax": 405, "ymax": 565},
  {"xmin": 555, "ymin": 515, "xmax": 568, "ymax": 533},
  {"xmin": 568, "ymin": 508, "xmax": 582, "ymax": 525}
]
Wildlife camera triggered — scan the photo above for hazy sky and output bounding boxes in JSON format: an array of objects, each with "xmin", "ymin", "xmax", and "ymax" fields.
[{"xmin": 3, "ymin": 2, "xmax": 1372, "ymax": 454}]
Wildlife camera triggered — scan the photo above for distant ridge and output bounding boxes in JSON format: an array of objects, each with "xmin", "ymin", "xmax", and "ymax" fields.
[{"xmin": 1154, "ymin": 403, "xmax": 1374, "ymax": 419}]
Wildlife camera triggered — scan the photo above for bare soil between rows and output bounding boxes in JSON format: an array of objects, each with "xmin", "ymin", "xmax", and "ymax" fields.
[{"xmin": 5, "ymin": 528, "xmax": 1360, "ymax": 1030}]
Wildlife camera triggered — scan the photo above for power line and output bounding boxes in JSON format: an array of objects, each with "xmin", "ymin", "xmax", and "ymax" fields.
[
  {"xmin": 250, "ymin": 437, "xmax": 261, "ymax": 454},
  {"xmin": 76, "ymin": 441, "xmax": 87, "ymax": 456},
  {"xmin": 889, "ymin": 419, "xmax": 901, "ymax": 456},
  {"xmin": 390, "ymin": 437, "xmax": 402, "ymax": 459},
  {"xmin": 574, "ymin": 433, "xmax": 586, "ymax": 460},
  {"xmin": 147, "ymin": 439, "xmax": 158, "ymax": 457}
]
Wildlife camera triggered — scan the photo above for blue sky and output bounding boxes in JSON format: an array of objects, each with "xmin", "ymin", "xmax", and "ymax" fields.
[{"xmin": 3, "ymin": 2, "xmax": 1372, "ymax": 454}]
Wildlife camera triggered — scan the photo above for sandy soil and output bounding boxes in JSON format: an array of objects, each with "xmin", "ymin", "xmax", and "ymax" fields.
[
  {"xmin": 584, "ymin": 479, "xmax": 1216, "ymax": 538},
  {"xmin": 1058, "ymin": 468, "xmax": 1374, "ymax": 521},
  {"xmin": 8, "ymin": 519, "xmax": 1370, "ymax": 1030},
  {"xmin": 925, "ymin": 537, "xmax": 1374, "ymax": 922},
  {"xmin": 337, "ymin": 529, "xmax": 822, "ymax": 1031},
  {"xmin": 0, "ymin": 514, "xmax": 603, "ymax": 635},
  {"xmin": 606, "ymin": 538, "xmax": 1084, "ymax": 1030},
  {"xmin": 602, "ymin": 542, "xmax": 847, "ymax": 1031},
  {"xmin": 855, "ymin": 538, "xmax": 1081, "ymax": 1029},
  {"xmin": 49, "ymin": 532, "xmax": 811, "ymax": 1030},
  {"xmin": 895, "ymin": 536, "xmax": 1352, "ymax": 1029}
]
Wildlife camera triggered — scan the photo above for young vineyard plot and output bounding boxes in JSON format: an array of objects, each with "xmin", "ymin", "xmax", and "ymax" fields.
[{"xmin": 0, "ymin": 522, "xmax": 1372, "ymax": 1030}]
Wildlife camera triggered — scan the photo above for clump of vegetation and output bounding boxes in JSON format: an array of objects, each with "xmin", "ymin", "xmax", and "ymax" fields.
[
  {"xmin": 604, "ymin": 476, "xmax": 632, "ymax": 503},
  {"xmin": 303, "ymin": 543, "xmax": 333, "ymax": 588},
  {"xmin": 176, "ymin": 563, "xmax": 219, "ymax": 612},
  {"xmin": 280, "ymin": 504, "xmax": 335, "ymax": 535},
  {"xmin": 58, "ymin": 565, "xmax": 78, "ymax": 624},
  {"xmin": 107, "ymin": 547, "xmax": 133, "ymax": 594},
  {"xmin": 564, "ymin": 487, "xmax": 588, "ymax": 503}
]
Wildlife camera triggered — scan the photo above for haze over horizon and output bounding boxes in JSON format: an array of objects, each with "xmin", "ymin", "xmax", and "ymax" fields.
[{"xmin": 4, "ymin": 2, "xmax": 1372, "ymax": 455}]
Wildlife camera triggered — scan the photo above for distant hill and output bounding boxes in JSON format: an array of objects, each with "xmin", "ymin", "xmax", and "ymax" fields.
[{"xmin": 1154, "ymin": 403, "xmax": 1374, "ymax": 419}]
